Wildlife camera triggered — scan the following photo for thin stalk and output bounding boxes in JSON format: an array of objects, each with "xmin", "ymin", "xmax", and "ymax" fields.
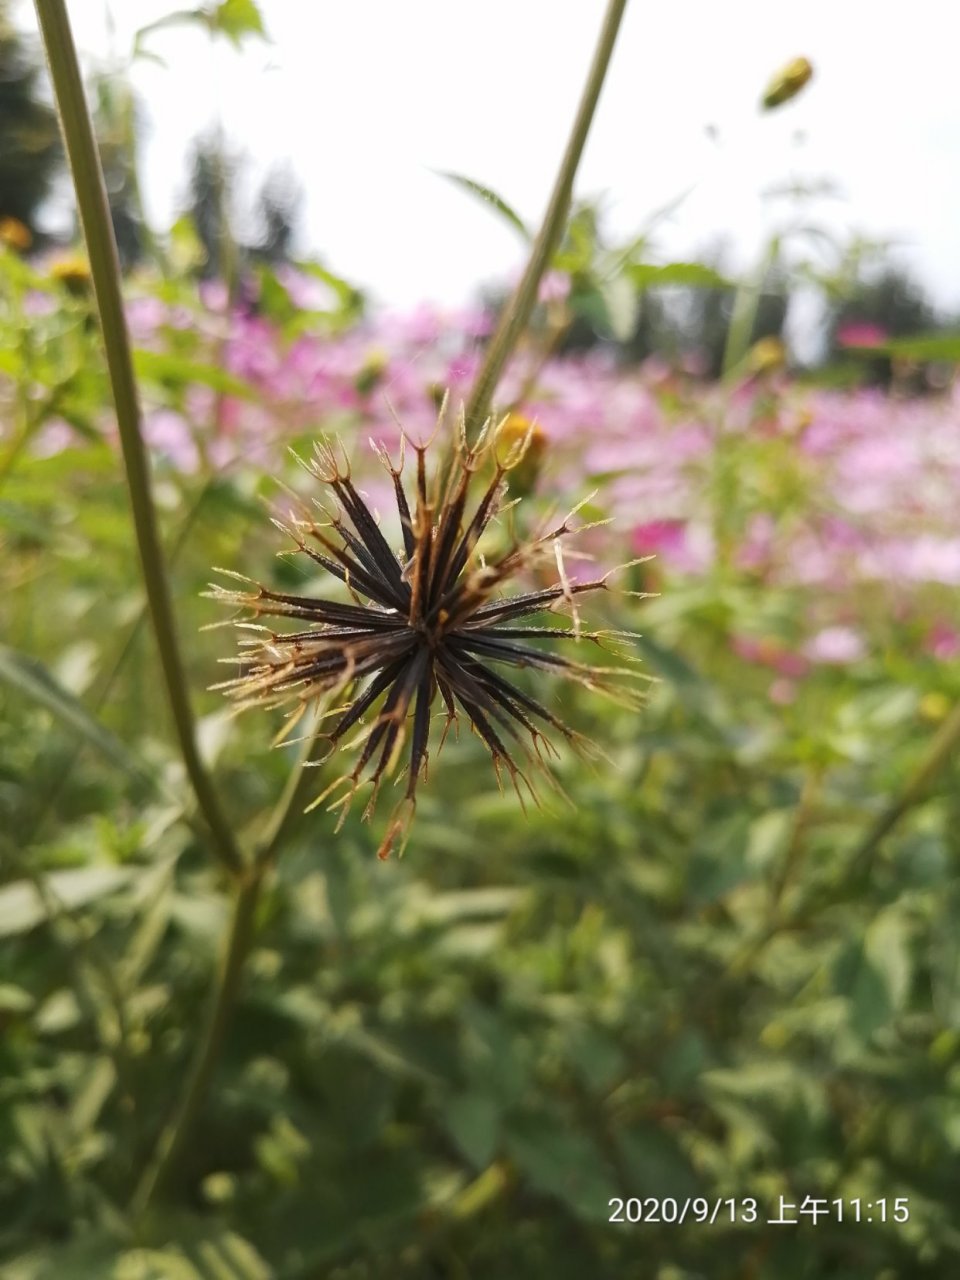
[
  {"xmin": 22, "ymin": 478, "xmax": 218, "ymax": 850},
  {"xmin": 34, "ymin": 0, "xmax": 244, "ymax": 880},
  {"xmin": 130, "ymin": 869, "xmax": 262, "ymax": 1215},
  {"xmin": 726, "ymin": 705, "xmax": 960, "ymax": 979},
  {"xmin": 254, "ymin": 711, "xmax": 327, "ymax": 870},
  {"xmin": 721, "ymin": 237, "xmax": 780, "ymax": 379},
  {"xmin": 132, "ymin": 713, "xmax": 325, "ymax": 1213},
  {"xmin": 846, "ymin": 699, "xmax": 960, "ymax": 882},
  {"xmin": 463, "ymin": 0, "xmax": 629, "ymax": 438}
]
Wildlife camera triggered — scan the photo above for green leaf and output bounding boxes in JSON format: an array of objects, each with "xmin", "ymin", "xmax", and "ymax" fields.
[
  {"xmin": 443, "ymin": 1091, "xmax": 500, "ymax": 1168},
  {"xmin": 211, "ymin": 0, "xmax": 268, "ymax": 46},
  {"xmin": 167, "ymin": 214, "xmax": 207, "ymax": 272},
  {"xmin": 0, "ymin": 865, "xmax": 134, "ymax": 938},
  {"xmin": 506, "ymin": 1113, "xmax": 618, "ymax": 1221},
  {"xmin": 627, "ymin": 261, "xmax": 734, "ymax": 290},
  {"xmin": 133, "ymin": 349, "xmax": 258, "ymax": 400},
  {"xmin": 0, "ymin": 983, "xmax": 34, "ymax": 1014},
  {"xmin": 2, "ymin": 1236, "xmax": 125, "ymax": 1280},
  {"xmin": 598, "ymin": 275, "xmax": 638, "ymax": 341},
  {"xmin": 617, "ymin": 1125, "xmax": 701, "ymax": 1199},
  {"xmin": 298, "ymin": 261, "xmax": 365, "ymax": 313},
  {"xmin": 0, "ymin": 644, "xmax": 156, "ymax": 792},
  {"xmin": 433, "ymin": 171, "xmax": 531, "ymax": 242},
  {"xmin": 864, "ymin": 909, "xmax": 912, "ymax": 1012},
  {"xmin": 832, "ymin": 909, "xmax": 912, "ymax": 1042}
]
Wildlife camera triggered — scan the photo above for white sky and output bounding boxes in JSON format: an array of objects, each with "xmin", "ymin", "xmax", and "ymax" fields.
[{"xmin": 20, "ymin": 0, "xmax": 960, "ymax": 315}]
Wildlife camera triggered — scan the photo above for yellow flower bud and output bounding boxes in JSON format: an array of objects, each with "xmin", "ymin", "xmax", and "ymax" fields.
[{"xmin": 761, "ymin": 56, "xmax": 814, "ymax": 110}]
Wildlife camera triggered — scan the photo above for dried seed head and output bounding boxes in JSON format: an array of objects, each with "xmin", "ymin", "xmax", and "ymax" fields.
[{"xmin": 206, "ymin": 404, "xmax": 647, "ymax": 858}]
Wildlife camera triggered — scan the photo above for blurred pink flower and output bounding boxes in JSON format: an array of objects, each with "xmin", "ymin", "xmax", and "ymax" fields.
[
  {"xmin": 538, "ymin": 270, "xmax": 570, "ymax": 304},
  {"xmin": 198, "ymin": 280, "xmax": 229, "ymax": 312},
  {"xmin": 803, "ymin": 626, "xmax": 866, "ymax": 664},
  {"xmin": 630, "ymin": 518, "xmax": 712, "ymax": 573},
  {"xmin": 31, "ymin": 418, "xmax": 74, "ymax": 457},
  {"xmin": 925, "ymin": 622, "xmax": 960, "ymax": 661},
  {"xmin": 769, "ymin": 678, "xmax": 798, "ymax": 705},
  {"xmin": 731, "ymin": 634, "xmax": 808, "ymax": 678},
  {"xmin": 143, "ymin": 409, "xmax": 199, "ymax": 473},
  {"xmin": 737, "ymin": 513, "xmax": 777, "ymax": 573},
  {"xmin": 836, "ymin": 322, "xmax": 888, "ymax": 348},
  {"xmin": 631, "ymin": 517, "xmax": 686, "ymax": 558}
]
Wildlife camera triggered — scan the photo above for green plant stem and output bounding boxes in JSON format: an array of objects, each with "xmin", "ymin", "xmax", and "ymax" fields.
[
  {"xmin": 23, "ymin": 479, "xmax": 217, "ymax": 849},
  {"xmin": 34, "ymin": 0, "xmax": 244, "ymax": 881},
  {"xmin": 846, "ymin": 699, "xmax": 960, "ymax": 882},
  {"xmin": 130, "ymin": 869, "xmax": 262, "ymax": 1216},
  {"xmin": 463, "ymin": 0, "xmax": 629, "ymax": 438},
  {"xmin": 721, "ymin": 238, "xmax": 779, "ymax": 380},
  {"xmin": 131, "ymin": 713, "xmax": 326, "ymax": 1213},
  {"xmin": 254, "ymin": 712, "xmax": 327, "ymax": 870},
  {"xmin": 726, "ymin": 705, "xmax": 960, "ymax": 979}
]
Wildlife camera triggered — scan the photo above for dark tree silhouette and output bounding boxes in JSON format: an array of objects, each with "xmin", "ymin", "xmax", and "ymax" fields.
[{"xmin": 0, "ymin": 3, "xmax": 61, "ymax": 240}]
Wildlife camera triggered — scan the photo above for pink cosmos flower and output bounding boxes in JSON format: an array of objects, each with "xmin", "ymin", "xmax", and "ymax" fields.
[
  {"xmin": 630, "ymin": 519, "xmax": 712, "ymax": 573},
  {"xmin": 803, "ymin": 626, "xmax": 866, "ymax": 665},
  {"xmin": 143, "ymin": 409, "xmax": 199, "ymax": 473}
]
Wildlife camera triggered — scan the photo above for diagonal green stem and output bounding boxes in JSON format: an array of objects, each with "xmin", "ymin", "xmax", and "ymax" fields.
[
  {"xmin": 34, "ymin": 0, "xmax": 243, "ymax": 880},
  {"xmin": 130, "ymin": 716, "xmax": 327, "ymax": 1216},
  {"xmin": 463, "ymin": 0, "xmax": 629, "ymax": 438},
  {"xmin": 129, "ymin": 867, "xmax": 263, "ymax": 1215},
  {"xmin": 846, "ymin": 699, "xmax": 960, "ymax": 882}
]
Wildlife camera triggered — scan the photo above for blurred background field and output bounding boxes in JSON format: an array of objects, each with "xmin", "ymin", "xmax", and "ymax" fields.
[{"xmin": 3, "ymin": 3, "xmax": 960, "ymax": 1278}]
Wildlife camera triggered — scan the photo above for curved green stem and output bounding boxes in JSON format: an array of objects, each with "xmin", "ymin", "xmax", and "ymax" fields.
[
  {"xmin": 846, "ymin": 699, "xmax": 960, "ymax": 882},
  {"xmin": 131, "ymin": 712, "xmax": 326, "ymax": 1214},
  {"xmin": 463, "ymin": 0, "xmax": 629, "ymax": 438},
  {"xmin": 34, "ymin": 0, "xmax": 244, "ymax": 880},
  {"xmin": 130, "ymin": 869, "xmax": 263, "ymax": 1215}
]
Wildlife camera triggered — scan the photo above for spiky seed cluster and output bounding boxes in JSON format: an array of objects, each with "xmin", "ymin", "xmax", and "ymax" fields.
[{"xmin": 207, "ymin": 408, "xmax": 646, "ymax": 859}]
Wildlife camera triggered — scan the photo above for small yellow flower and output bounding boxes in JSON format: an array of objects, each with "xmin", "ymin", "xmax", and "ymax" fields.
[
  {"xmin": 494, "ymin": 413, "xmax": 547, "ymax": 497},
  {"xmin": 50, "ymin": 253, "xmax": 93, "ymax": 295},
  {"xmin": 0, "ymin": 217, "xmax": 32, "ymax": 251},
  {"xmin": 746, "ymin": 336, "xmax": 787, "ymax": 376},
  {"xmin": 761, "ymin": 56, "xmax": 814, "ymax": 111}
]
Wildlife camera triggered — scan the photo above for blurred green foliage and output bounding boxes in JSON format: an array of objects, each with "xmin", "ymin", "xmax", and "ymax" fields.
[{"xmin": 2, "ymin": 232, "xmax": 960, "ymax": 1280}]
